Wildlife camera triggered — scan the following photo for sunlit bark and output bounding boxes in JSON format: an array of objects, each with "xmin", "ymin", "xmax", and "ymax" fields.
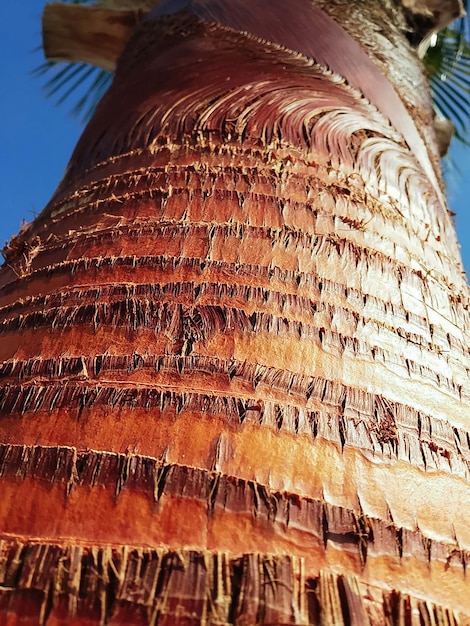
[{"xmin": 1, "ymin": 1, "xmax": 469, "ymax": 623}]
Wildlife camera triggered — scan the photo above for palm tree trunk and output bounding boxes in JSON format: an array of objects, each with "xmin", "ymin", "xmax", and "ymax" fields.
[{"xmin": 1, "ymin": 1, "xmax": 469, "ymax": 623}]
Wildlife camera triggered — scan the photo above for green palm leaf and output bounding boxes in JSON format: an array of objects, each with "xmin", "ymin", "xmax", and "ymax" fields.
[
  {"xmin": 424, "ymin": 18, "xmax": 470, "ymax": 144},
  {"xmin": 35, "ymin": 61, "xmax": 112, "ymax": 122}
]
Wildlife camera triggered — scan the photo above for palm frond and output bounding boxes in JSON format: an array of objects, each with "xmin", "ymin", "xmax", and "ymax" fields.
[
  {"xmin": 38, "ymin": 0, "xmax": 111, "ymax": 121},
  {"xmin": 423, "ymin": 1, "xmax": 470, "ymax": 144},
  {"xmin": 34, "ymin": 60, "xmax": 112, "ymax": 122},
  {"xmin": 37, "ymin": 0, "xmax": 142, "ymax": 121}
]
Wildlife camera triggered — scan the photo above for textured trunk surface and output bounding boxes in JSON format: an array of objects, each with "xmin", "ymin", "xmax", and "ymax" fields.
[{"xmin": 1, "ymin": 1, "xmax": 470, "ymax": 624}]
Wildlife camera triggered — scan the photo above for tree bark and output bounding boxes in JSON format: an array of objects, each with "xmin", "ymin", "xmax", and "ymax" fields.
[{"xmin": 1, "ymin": 1, "xmax": 469, "ymax": 624}]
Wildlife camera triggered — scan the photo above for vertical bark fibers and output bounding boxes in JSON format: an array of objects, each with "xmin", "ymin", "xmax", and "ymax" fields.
[{"xmin": 1, "ymin": 2, "xmax": 469, "ymax": 623}]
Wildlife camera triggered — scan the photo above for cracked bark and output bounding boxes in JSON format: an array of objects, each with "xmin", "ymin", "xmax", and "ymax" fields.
[{"xmin": 1, "ymin": 1, "xmax": 470, "ymax": 623}]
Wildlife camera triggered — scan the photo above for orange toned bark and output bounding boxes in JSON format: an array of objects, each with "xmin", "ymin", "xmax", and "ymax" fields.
[
  {"xmin": 0, "ymin": 447, "xmax": 469, "ymax": 613},
  {"xmin": 1, "ymin": 1, "xmax": 470, "ymax": 623}
]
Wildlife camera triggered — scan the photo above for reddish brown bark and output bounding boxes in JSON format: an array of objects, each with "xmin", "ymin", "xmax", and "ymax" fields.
[{"xmin": 1, "ymin": 2, "xmax": 470, "ymax": 623}]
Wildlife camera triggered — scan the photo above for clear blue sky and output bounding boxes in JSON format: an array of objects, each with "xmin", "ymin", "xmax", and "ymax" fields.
[{"xmin": 1, "ymin": 3, "xmax": 469, "ymax": 275}]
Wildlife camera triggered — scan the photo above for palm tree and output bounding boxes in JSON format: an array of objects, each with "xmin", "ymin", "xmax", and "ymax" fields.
[{"xmin": 1, "ymin": 0, "xmax": 470, "ymax": 623}]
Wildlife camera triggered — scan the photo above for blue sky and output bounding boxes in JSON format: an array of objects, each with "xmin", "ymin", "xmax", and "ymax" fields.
[{"xmin": 1, "ymin": 3, "xmax": 469, "ymax": 275}]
